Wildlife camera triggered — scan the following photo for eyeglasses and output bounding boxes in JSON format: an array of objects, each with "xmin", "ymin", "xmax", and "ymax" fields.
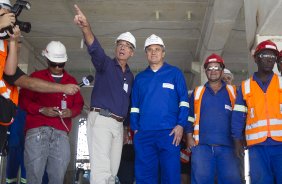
[
  {"xmin": 206, "ymin": 66, "xmax": 222, "ymax": 71},
  {"xmin": 116, "ymin": 43, "xmax": 133, "ymax": 50},
  {"xmin": 48, "ymin": 61, "xmax": 65, "ymax": 68},
  {"xmin": 258, "ymin": 53, "xmax": 277, "ymax": 60},
  {"xmin": 146, "ymin": 47, "xmax": 163, "ymax": 53}
]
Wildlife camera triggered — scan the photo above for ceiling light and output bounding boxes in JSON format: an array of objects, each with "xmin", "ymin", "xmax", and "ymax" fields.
[
  {"xmin": 155, "ymin": 10, "xmax": 160, "ymax": 20},
  {"xmin": 187, "ymin": 11, "xmax": 192, "ymax": 21}
]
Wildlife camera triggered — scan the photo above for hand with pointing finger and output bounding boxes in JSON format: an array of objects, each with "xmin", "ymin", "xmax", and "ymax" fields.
[{"xmin": 73, "ymin": 4, "xmax": 90, "ymax": 28}]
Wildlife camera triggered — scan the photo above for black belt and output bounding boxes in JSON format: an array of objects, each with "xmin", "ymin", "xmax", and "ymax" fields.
[{"xmin": 90, "ymin": 108, "xmax": 124, "ymax": 122}]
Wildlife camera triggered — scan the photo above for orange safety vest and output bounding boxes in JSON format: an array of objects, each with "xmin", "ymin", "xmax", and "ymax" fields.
[
  {"xmin": 0, "ymin": 39, "xmax": 19, "ymax": 126},
  {"xmin": 193, "ymin": 84, "xmax": 236, "ymax": 145},
  {"xmin": 242, "ymin": 74, "xmax": 282, "ymax": 146}
]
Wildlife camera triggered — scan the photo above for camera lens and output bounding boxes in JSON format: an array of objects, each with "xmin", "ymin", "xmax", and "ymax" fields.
[{"xmin": 17, "ymin": 21, "xmax": 31, "ymax": 33}]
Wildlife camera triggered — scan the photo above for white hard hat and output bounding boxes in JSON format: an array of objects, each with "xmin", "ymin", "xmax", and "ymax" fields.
[
  {"xmin": 144, "ymin": 34, "xmax": 165, "ymax": 50},
  {"xmin": 223, "ymin": 68, "xmax": 234, "ymax": 77},
  {"xmin": 0, "ymin": 0, "xmax": 11, "ymax": 9},
  {"xmin": 116, "ymin": 32, "xmax": 136, "ymax": 49},
  {"xmin": 42, "ymin": 41, "xmax": 68, "ymax": 63}
]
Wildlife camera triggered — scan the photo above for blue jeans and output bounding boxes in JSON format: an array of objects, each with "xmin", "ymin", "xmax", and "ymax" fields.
[
  {"xmin": 249, "ymin": 145, "xmax": 282, "ymax": 184},
  {"xmin": 134, "ymin": 130, "xmax": 180, "ymax": 184},
  {"xmin": 191, "ymin": 144, "xmax": 241, "ymax": 184},
  {"xmin": 24, "ymin": 127, "xmax": 70, "ymax": 184}
]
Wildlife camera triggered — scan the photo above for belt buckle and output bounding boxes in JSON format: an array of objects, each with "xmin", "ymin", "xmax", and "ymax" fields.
[{"xmin": 99, "ymin": 109, "xmax": 111, "ymax": 117}]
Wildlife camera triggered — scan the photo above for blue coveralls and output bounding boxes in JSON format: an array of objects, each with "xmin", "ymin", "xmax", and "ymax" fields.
[
  {"xmin": 130, "ymin": 63, "xmax": 189, "ymax": 184},
  {"xmin": 187, "ymin": 82, "xmax": 241, "ymax": 184}
]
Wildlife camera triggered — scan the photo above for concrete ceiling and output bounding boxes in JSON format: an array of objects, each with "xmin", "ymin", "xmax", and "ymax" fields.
[{"xmin": 15, "ymin": 0, "xmax": 282, "ymax": 90}]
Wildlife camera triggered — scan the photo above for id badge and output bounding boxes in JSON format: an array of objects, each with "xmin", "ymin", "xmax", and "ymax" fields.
[
  {"xmin": 61, "ymin": 100, "xmax": 67, "ymax": 109},
  {"xmin": 123, "ymin": 83, "xmax": 128, "ymax": 93}
]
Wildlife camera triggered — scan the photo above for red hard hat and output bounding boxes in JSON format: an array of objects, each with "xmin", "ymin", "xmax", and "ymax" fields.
[
  {"xmin": 204, "ymin": 53, "xmax": 225, "ymax": 69},
  {"xmin": 254, "ymin": 40, "xmax": 279, "ymax": 56}
]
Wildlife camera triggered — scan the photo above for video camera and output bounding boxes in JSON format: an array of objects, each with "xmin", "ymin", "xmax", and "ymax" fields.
[
  {"xmin": 10, "ymin": 0, "xmax": 31, "ymax": 33},
  {"xmin": 0, "ymin": 0, "xmax": 31, "ymax": 39}
]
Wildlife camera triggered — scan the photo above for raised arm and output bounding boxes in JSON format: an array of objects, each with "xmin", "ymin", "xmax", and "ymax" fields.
[
  {"xmin": 73, "ymin": 4, "xmax": 94, "ymax": 46},
  {"xmin": 4, "ymin": 25, "xmax": 21, "ymax": 75}
]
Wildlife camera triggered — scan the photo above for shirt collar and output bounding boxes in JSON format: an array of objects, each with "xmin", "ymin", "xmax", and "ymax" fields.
[
  {"xmin": 146, "ymin": 62, "xmax": 168, "ymax": 72},
  {"xmin": 205, "ymin": 80, "xmax": 226, "ymax": 93},
  {"xmin": 114, "ymin": 58, "xmax": 131, "ymax": 73}
]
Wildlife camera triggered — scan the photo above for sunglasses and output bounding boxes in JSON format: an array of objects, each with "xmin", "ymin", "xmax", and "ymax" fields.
[
  {"xmin": 258, "ymin": 53, "xmax": 277, "ymax": 60},
  {"xmin": 48, "ymin": 61, "xmax": 65, "ymax": 68},
  {"xmin": 206, "ymin": 66, "xmax": 222, "ymax": 71}
]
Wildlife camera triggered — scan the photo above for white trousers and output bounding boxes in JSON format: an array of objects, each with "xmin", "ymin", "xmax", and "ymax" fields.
[{"xmin": 87, "ymin": 111, "xmax": 123, "ymax": 184}]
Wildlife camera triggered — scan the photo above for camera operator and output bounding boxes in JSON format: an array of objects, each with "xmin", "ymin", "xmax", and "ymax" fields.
[{"xmin": 0, "ymin": 0, "xmax": 79, "ymax": 157}]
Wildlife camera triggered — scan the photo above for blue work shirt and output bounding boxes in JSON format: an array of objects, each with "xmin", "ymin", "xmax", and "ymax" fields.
[
  {"xmin": 231, "ymin": 72, "xmax": 282, "ymax": 146},
  {"xmin": 87, "ymin": 38, "xmax": 134, "ymax": 118},
  {"xmin": 187, "ymin": 81, "xmax": 234, "ymax": 146},
  {"xmin": 130, "ymin": 63, "xmax": 189, "ymax": 131}
]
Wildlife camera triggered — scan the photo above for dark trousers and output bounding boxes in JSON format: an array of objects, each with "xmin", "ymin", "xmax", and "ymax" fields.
[{"xmin": 117, "ymin": 144, "xmax": 135, "ymax": 184}]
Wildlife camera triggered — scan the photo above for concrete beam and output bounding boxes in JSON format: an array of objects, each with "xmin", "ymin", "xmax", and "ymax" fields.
[{"xmin": 196, "ymin": 0, "xmax": 243, "ymax": 84}]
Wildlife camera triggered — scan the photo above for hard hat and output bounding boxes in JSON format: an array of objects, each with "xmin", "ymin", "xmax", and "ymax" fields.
[
  {"xmin": 254, "ymin": 40, "xmax": 278, "ymax": 56},
  {"xmin": 144, "ymin": 34, "xmax": 165, "ymax": 50},
  {"xmin": 204, "ymin": 53, "xmax": 225, "ymax": 69},
  {"xmin": 223, "ymin": 68, "xmax": 233, "ymax": 78},
  {"xmin": 116, "ymin": 32, "xmax": 136, "ymax": 49},
  {"xmin": 0, "ymin": 0, "xmax": 11, "ymax": 9},
  {"xmin": 42, "ymin": 41, "xmax": 68, "ymax": 63}
]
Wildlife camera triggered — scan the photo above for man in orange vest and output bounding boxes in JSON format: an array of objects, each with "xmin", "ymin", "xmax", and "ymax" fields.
[
  {"xmin": 187, "ymin": 53, "xmax": 241, "ymax": 184},
  {"xmin": 232, "ymin": 40, "xmax": 282, "ymax": 184}
]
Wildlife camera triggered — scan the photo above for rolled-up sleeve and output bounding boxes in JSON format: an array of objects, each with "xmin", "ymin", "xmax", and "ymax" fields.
[{"xmin": 87, "ymin": 37, "xmax": 110, "ymax": 72}]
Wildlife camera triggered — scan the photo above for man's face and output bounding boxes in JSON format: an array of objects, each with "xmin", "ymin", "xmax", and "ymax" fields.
[
  {"xmin": 255, "ymin": 49, "xmax": 277, "ymax": 73},
  {"xmin": 145, "ymin": 44, "xmax": 165, "ymax": 66},
  {"xmin": 205, "ymin": 62, "xmax": 223, "ymax": 82},
  {"xmin": 48, "ymin": 60, "xmax": 65, "ymax": 75},
  {"xmin": 222, "ymin": 73, "xmax": 233, "ymax": 85},
  {"xmin": 115, "ymin": 40, "xmax": 134, "ymax": 62}
]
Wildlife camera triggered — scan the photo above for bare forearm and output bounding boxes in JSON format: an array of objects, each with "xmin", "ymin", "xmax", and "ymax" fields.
[
  {"xmin": 82, "ymin": 26, "xmax": 95, "ymax": 46},
  {"xmin": 15, "ymin": 75, "xmax": 79, "ymax": 95},
  {"xmin": 15, "ymin": 75, "xmax": 63, "ymax": 93},
  {"xmin": 4, "ymin": 41, "xmax": 18, "ymax": 75}
]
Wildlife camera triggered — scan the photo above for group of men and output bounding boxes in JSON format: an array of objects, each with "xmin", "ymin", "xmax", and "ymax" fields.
[
  {"xmin": 1, "ymin": 1, "xmax": 282, "ymax": 184},
  {"xmin": 74, "ymin": 3, "xmax": 282, "ymax": 184}
]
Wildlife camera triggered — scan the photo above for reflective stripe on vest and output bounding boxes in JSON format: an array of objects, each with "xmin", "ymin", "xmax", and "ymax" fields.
[
  {"xmin": 192, "ymin": 85, "xmax": 236, "ymax": 145},
  {"xmin": 242, "ymin": 74, "xmax": 282, "ymax": 146},
  {"xmin": 0, "ymin": 40, "xmax": 19, "ymax": 126},
  {"xmin": 130, "ymin": 107, "xmax": 140, "ymax": 113}
]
